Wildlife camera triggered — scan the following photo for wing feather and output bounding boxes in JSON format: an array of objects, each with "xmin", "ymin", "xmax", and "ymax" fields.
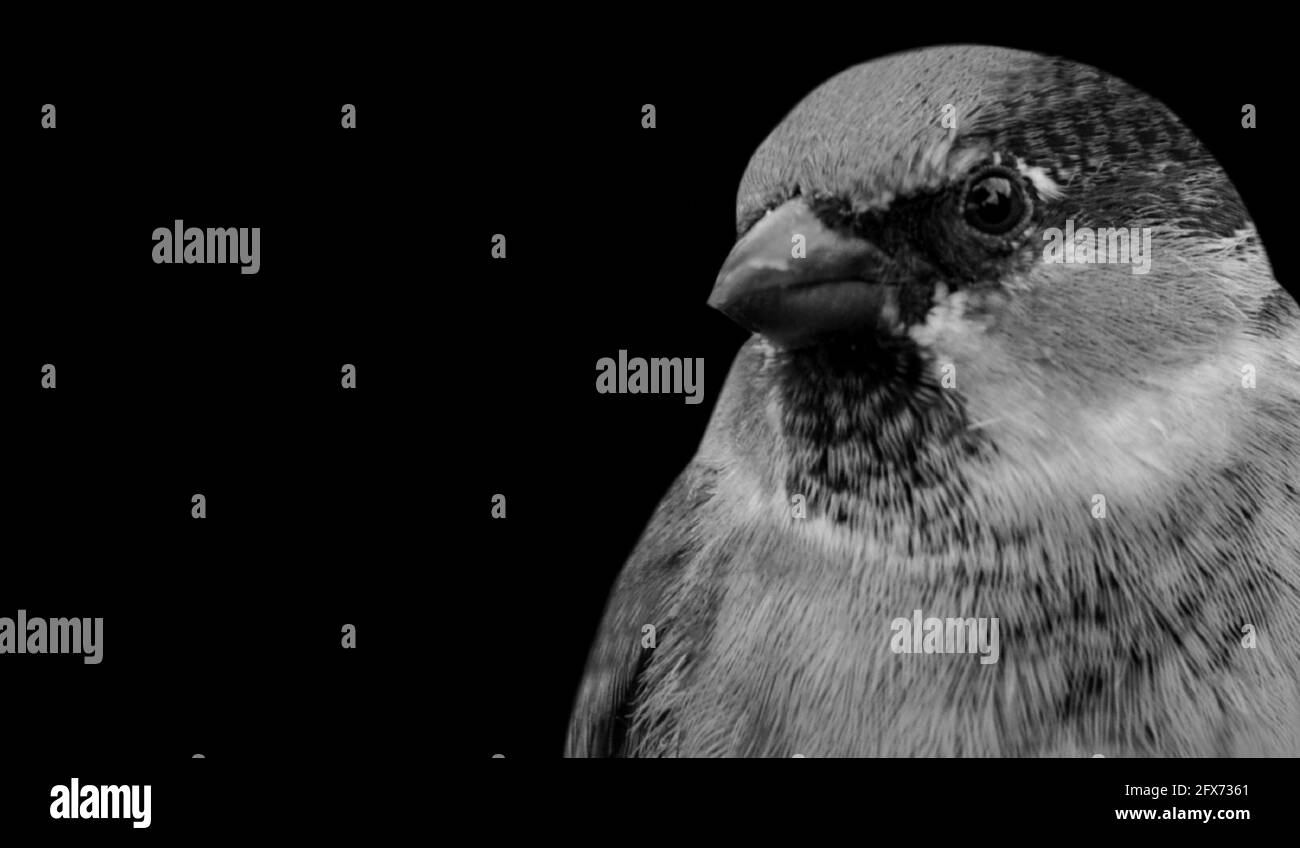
[{"xmin": 564, "ymin": 462, "xmax": 718, "ymax": 757}]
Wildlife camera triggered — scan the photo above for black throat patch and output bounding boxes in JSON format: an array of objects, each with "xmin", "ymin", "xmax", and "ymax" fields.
[{"xmin": 775, "ymin": 339, "xmax": 992, "ymax": 528}]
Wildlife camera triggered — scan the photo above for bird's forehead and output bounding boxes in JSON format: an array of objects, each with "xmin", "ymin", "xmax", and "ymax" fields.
[
  {"xmin": 735, "ymin": 45, "xmax": 1189, "ymax": 231},
  {"xmin": 737, "ymin": 47, "xmax": 1037, "ymax": 224}
]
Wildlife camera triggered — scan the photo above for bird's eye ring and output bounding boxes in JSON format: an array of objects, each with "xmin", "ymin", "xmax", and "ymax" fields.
[{"xmin": 961, "ymin": 167, "xmax": 1031, "ymax": 236}]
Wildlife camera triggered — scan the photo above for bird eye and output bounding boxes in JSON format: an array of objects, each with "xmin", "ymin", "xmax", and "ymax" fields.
[{"xmin": 962, "ymin": 169, "xmax": 1029, "ymax": 235}]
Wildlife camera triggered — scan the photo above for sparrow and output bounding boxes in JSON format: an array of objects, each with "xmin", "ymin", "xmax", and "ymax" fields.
[{"xmin": 567, "ymin": 45, "xmax": 1300, "ymax": 757}]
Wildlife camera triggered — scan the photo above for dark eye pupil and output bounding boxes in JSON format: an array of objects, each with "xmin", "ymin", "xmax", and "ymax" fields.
[{"xmin": 964, "ymin": 175, "xmax": 1025, "ymax": 234}]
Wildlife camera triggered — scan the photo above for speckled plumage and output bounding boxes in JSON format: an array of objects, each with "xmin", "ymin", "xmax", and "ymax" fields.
[{"xmin": 567, "ymin": 45, "xmax": 1300, "ymax": 757}]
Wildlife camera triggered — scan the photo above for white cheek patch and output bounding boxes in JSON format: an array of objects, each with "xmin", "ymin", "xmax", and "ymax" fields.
[
  {"xmin": 754, "ymin": 337, "xmax": 779, "ymax": 372},
  {"xmin": 908, "ymin": 283, "xmax": 978, "ymax": 349}
]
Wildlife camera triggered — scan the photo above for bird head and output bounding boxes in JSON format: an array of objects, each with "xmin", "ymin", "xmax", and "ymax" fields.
[{"xmin": 709, "ymin": 45, "xmax": 1292, "ymax": 528}]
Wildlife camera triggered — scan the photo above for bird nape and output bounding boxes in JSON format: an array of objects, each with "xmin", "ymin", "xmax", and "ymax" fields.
[{"xmin": 567, "ymin": 45, "xmax": 1300, "ymax": 758}]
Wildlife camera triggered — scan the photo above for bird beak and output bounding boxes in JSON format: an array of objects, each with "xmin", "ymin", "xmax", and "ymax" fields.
[{"xmin": 709, "ymin": 198, "xmax": 893, "ymax": 350}]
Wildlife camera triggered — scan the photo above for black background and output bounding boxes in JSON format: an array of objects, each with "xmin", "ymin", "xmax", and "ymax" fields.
[
  {"xmin": 1, "ymin": 18, "xmax": 1294, "ymax": 837},
  {"xmin": 4, "ymin": 65, "xmax": 422, "ymax": 836}
]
